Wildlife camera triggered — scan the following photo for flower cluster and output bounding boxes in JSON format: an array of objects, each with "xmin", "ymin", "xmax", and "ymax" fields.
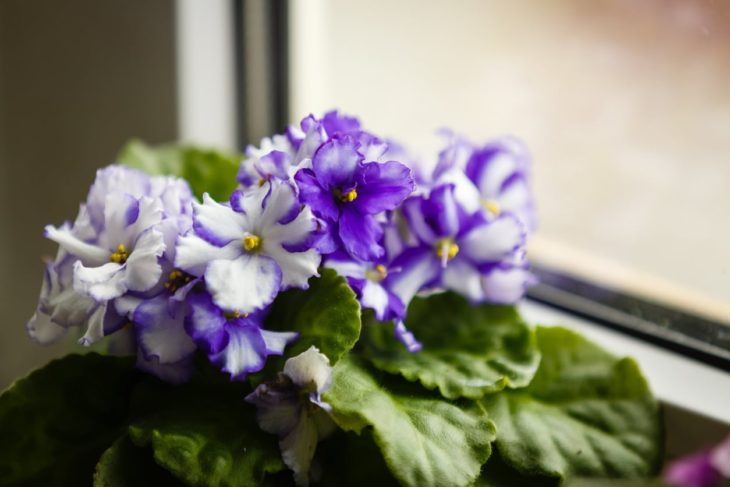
[{"xmin": 28, "ymin": 110, "xmax": 535, "ymax": 380}]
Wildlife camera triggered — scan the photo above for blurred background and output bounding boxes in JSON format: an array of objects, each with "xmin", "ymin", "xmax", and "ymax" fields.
[{"xmin": 1, "ymin": 0, "xmax": 729, "ymax": 389}]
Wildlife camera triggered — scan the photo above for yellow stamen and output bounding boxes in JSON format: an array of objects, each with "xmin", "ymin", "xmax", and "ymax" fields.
[
  {"xmin": 243, "ymin": 235, "xmax": 262, "ymax": 252},
  {"xmin": 224, "ymin": 310, "xmax": 248, "ymax": 320},
  {"xmin": 339, "ymin": 189, "xmax": 358, "ymax": 203},
  {"xmin": 110, "ymin": 244, "xmax": 129, "ymax": 264},
  {"xmin": 435, "ymin": 238, "xmax": 459, "ymax": 264},
  {"xmin": 482, "ymin": 199, "xmax": 501, "ymax": 217},
  {"xmin": 366, "ymin": 264, "xmax": 389, "ymax": 282},
  {"xmin": 165, "ymin": 269, "xmax": 193, "ymax": 293},
  {"xmin": 257, "ymin": 178, "xmax": 267, "ymax": 187}
]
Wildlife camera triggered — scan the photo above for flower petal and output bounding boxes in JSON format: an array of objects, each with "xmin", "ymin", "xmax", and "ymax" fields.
[
  {"xmin": 283, "ymin": 346, "xmax": 332, "ymax": 393},
  {"xmin": 260, "ymin": 181, "xmax": 301, "ymax": 227},
  {"xmin": 205, "ymin": 254, "xmax": 282, "ymax": 313},
  {"xmin": 73, "ymin": 261, "xmax": 127, "ymax": 301},
  {"xmin": 385, "ymin": 246, "xmax": 440, "ymax": 304},
  {"xmin": 360, "ymin": 280, "xmax": 390, "ymax": 320},
  {"xmin": 280, "ymin": 413, "xmax": 319, "ymax": 487},
  {"xmin": 175, "ymin": 234, "xmax": 242, "ymax": 277},
  {"xmin": 125, "ymin": 227, "xmax": 165, "ymax": 292},
  {"xmin": 44, "ymin": 225, "xmax": 108, "ymax": 265},
  {"xmin": 458, "ymin": 215, "xmax": 525, "ymax": 264},
  {"xmin": 136, "ymin": 352, "xmax": 193, "ymax": 384},
  {"xmin": 294, "ymin": 168, "xmax": 339, "ymax": 221},
  {"xmin": 185, "ymin": 292, "xmax": 229, "ymax": 354},
  {"xmin": 134, "ymin": 297, "xmax": 196, "ymax": 364},
  {"xmin": 339, "ymin": 206, "xmax": 384, "ymax": 262},
  {"xmin": 481, "ymin": 266, "xmax": 536, "ymax": 304},
  {"xmin": 260, "ymin": 329, "xmax": 299, "ymax": 356},
  {"xmin": 27, "ymin": 310, "xmax": 68, "ymax": 345},
  {"xmin": 354, "ymin": 161, "xmax": 414, "ymax": 214},
  {"xmin": 212, "ymin": 324, "xmax": 268, "ymax": 379},
  {"xmin": 79, "ymin": 304, "xmax": 106, "ymax": 346},
  {"xmin": 193, "ymin": 193, "xmax": 247, "ymax": 246},
  {"xmin": 441, "ymin": 257, "xmax": 485, "ymax": 302},
  {"xmin": 312, "ymin": 136, "xmax": 361, "ymax": 189}
]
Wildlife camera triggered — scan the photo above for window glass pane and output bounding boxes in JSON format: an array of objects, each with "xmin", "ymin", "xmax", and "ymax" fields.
[{"xmin": 289, "ymin": 0, "xmax": 730, "ymax": 317}]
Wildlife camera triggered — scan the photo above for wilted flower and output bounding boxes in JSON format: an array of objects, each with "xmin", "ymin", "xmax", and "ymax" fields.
[{"xmin": 246, "ymin": 347, "xmax": 336, "ymax": 486}]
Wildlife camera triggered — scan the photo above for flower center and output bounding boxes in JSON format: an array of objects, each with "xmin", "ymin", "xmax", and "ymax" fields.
[
  {"xmin": 482, "ymin": 199, "xmax": 501, "ymax": 217},
  {"xmin": 435, "ymin": 238, "xmax": 459, "ymax": 263},
  {"xmin": 365, "ymin": 264, "xmax": 388, "ymax": 282},
  {"xmin": 224, "ymin": 309, "xmax": 247, "ymax": 320},
  {"xmin": 164, "ymin": 269, "xmax": 193, "ymax": 294},
  {"xmin": 110, "ymin": 244, "xmax": 129, "ymax": 264},
  {"xmin": 334, "ymin": 188, "xmax": 358, "ymax": 203},
  {"xmin": 243, "ymin": 235, "xmax": 262, "ymax": 252}
]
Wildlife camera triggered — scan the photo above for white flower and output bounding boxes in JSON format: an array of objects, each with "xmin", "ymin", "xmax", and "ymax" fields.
[{"xmin": 175, "ymin": 181, "xmax": 321, "ymax": 314}]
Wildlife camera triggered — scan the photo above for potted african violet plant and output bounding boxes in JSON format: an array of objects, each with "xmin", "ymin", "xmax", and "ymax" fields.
[{"xmin": 0, "ymin": 111, "xmax": 662, "ymax": 486}]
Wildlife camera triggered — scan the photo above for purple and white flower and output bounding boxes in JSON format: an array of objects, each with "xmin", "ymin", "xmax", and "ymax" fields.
[
  {"xmin": 434, "ymin": 134, "xmax": 536, "ymax": 232},
  {"xmin": 246, "ymin": 346, "xmax": 336, "ymax": 486},
  {"xmin": 175, "ymin": 180, "xmax": 321, "ymax": 314},
  {"xmin": 186, "ymin": 292, "xmax": 297, "ymax": 380},
  {"xmin": 386, "ymin": 183, "xmax": 529, "ymax": 306},
  {"xmin": 295, "ymin": 136, "xmax": 415, "ymax": 261}
]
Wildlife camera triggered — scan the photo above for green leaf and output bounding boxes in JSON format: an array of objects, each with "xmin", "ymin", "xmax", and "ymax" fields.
[
  {"xmin": 324, "ymin": 356, "xmax": 496, "ymax": 487},
  {"xmin": 128, "ymin": 379, "xmax": 284, "ymax": 487},
  {"xmin": 118, "ymin": 139, "xmax": 241, "ymax": 201},
  {"xmin": 480, "ymin": 326, "xmax": 662, "ymax": 481},
  {"xmin": 263, "ymin": 269, "xmax": 361, "ymax": 366},
  {"xmin": 93, "ymin": 435, "xmax": 182, "ymax": 487},
  {"xmin": 362, "ymin": 292, "xmax": 541, "ymax": 400},
  {"xmin": 472, "ymin": 453, "xmax": 559, "ymax": 487},
  {"xmin": 0, "ymin": 353, "xmax": 137, "ymax": 486}
]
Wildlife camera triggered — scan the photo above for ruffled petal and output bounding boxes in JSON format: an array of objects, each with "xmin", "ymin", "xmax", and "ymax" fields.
[
  {"xmin": 73, "ymin": 261, "xmax": 127, "ymax": 301},
  {"xmin": 175, "ymin": 234, "xmax": 242, "ymax": 277},
  {"xmin": 339, "ymin": 206, "xmax": 384, "ymax": 262},
  {"xmin": 211, "ymin": 324, "xmax": 268, "ymax": 379},
  {"xmin": 481, "ymin": 266, "xmax": 536, "ymax": 304},
  {"xmin": 185, "ymin": 292, "xmax": 229, "ymax": 354},
  {"xmin": 260, "ymin": 181, "xmax": 300, "ymax": 226},
  {"xmin": 294, "ymin": 168, "xmax": 339, "ymax": 221},
  {"xmin": 353, "ymin": 161, "xmax": 414, "ymax": 214},
  {"xmin": 205, "ymin": 254, "xmax": 282, "ymax": 313},
  {"xmin": 136, "ymin": 352, "xmax": 193, "ymax": 384},
  {"xmin": 323, "ymin": 252, "xmax": 366, "ymax": 280},
  {"xmin": 125, "ymin": 227, "xmax": 165, "ymax": 292},
  {"xmin": 192, "ymin": 193, "xmax": 247, "ymax": 246},
  {"xmin": 280, "ymin": 414, "xmax": 319, "ymax": 487},
  {"xmin": 360, "ymin": 280, "xmax": 390, "ymax": 320},
  {"xmin": 283, "ymin": 346, "xmax": 332, "ymax": 393},
  {"xmin": 441, "ymin": 257, "xmax": 485, "ymax": 302},
  {"xmin": 26, "ymin": 310, "xmax": 68, "ymax": 345},
  {"xmin": 260, "ymin": 329, "xmax": 299, "ymax": 356},
  {"xmin": 134, "ymin": 297, "xmax": 196, "ymax": 364},
  {"xmin": 44, "ymin": 225, "xmax": 108, "ymax": 265},
  {"xmin": 385, "ymin": 246, "xmax": 440, "ymax": 304},
  {"xmin": 79, "ymin": 304, "xmax": 106, "ymax": 346},
  {"xmin": 458, "ymin": 215, "xmax": 525, "ymax": 265},
  {"xmin": 311, "ymin": 137, "xmax": 361, "ymax": 190}
]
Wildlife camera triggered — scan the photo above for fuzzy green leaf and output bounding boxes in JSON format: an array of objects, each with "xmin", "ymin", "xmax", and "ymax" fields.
[
  {"xmin": 362, "ymin": 292, "xmax": 540, "ymax": 400},
  {"xmin": 263, "ymin": 269, "xmax": 361, "ymax": 365},
  {"xmin": 0, "ymin": 353, "xmax": 136, "ymax": 486},
  {"xmin": 128, "ymin": 380, "xmax": 284, "ymax": 487},
  {"xmin": 324, "ymin": 356, "xmax": 496, "ymax": 487},
  {"xmin": 118, "ymin": 139, "xmax": 241, "ymax": 201},
  {"xmin": 93, "ymin": 435, "xmax": 182, "ymax": 487},
  {"xmin": 480, "ymin": 326, "xmax": 662, "ymax": 481}
]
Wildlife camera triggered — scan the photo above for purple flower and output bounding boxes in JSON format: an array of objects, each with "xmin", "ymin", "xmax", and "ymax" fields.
[
  {"xmin": 294, "ymin": 136, "xmax": 415, "ymax": 261},
  {"xmin": 325, "ymin": 250, "xmax": 421, "ymax": 352},
  {"xmin": 665, "ymin": 435, "xmax": 730, "ymax": 487},
  {"xmin": 386, "ymin": 183, "xmax": 529, "ymax": 306},
  {"xmin": 186, "ymin": 292, "xmax": 297, "ymax": 379},
  {"xmin": 175, "ymin": 181, "xmax": 321, "ymax": 314},
  {"xmin": 246, "ymin": 346, "xmax": 336, "ymax": 486}
]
